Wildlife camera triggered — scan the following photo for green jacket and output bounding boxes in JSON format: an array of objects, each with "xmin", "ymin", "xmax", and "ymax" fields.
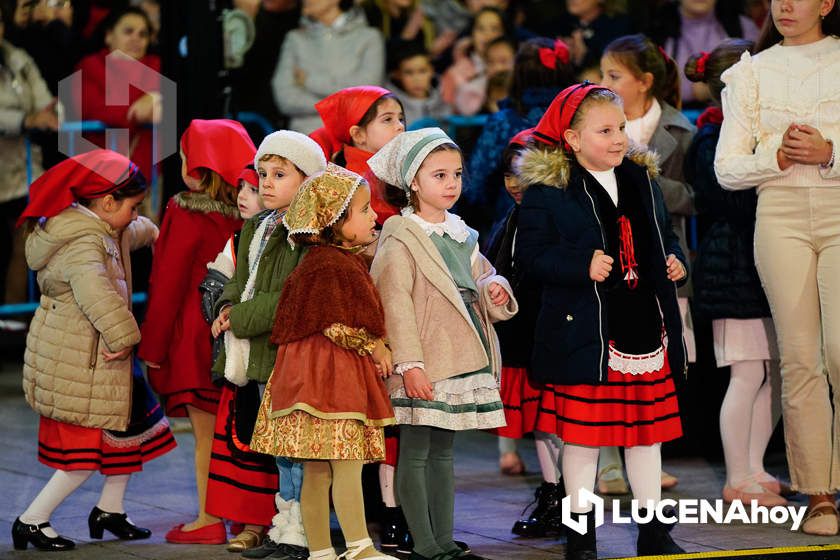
[{"xmin": 212, "ymin": 211, "xmax": 307, "ymax": 382}]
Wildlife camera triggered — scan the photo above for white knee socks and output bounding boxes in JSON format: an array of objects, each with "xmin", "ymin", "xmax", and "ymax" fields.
[
  {"xmin": 20, "ymin": 469, "xmax": 94, "ymax": 537},
  {"xmin": 720, "ymin": 360, "xmax": 768, "ymax": 488},
  {"xmin": 534, "ymin": 431, "xmax": 563, "ymax": 484},
  {"xmin": 625, "ymin": 444, "xmax": 662, "ymax": 507},
  {"xmin": 379, "ymin": 464, "xmax": 397, "ymax": 508},
  {"xmin": 97, "ymin": 474, "xmax": 130, "ymax": 513},
  {"xmin": 562, "ymin": 444, "xmax": 599, "ymax": 513},
  {"xmin": 749, "ymin": 361, "xmax": 782, "ymax": 481}
]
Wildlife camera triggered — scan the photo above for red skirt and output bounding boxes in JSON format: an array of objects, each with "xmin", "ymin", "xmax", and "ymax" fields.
[
  {"xmin": 38, "ymin": 416, "xmax": 176, "ymax": 475},
  {"xmin": 159, "ymin": 387, "xmax": 220, "ymax": 417},
  {"xmin": 535, "ymin": 346, "xmax": 682, "ymax": 447},
  {"xmin": 207, "ymin": 383, "xmax": 279, "ymax": 526},
  {"xmin": 491, "ymin": 366, "xmax": 543, "ymax": 439}
]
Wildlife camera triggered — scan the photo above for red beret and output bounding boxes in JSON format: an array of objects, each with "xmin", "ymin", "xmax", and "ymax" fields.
[
  {"xmin": 533, "ymin": 83, "xmax": 610, "ymax": 151},
  {"xmin": 315, "ymin": 86, "xmax": 391, "ymax": 147}
]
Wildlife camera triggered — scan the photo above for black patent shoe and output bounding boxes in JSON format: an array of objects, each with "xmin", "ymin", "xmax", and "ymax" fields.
[
  {"xmin": 270, "ymin": 543, "xmax": 309, "ymax": 559},
  {"xmin": 242, "ymin": 536, "xmax": 281, "ymax": 558},
  {"xmin": 512, "ymin": 481, "xmax": 565, "ymax": 537},
  {"xmin": 88, "ymin": 506, "xmax": 151, "ymax": 540},
  {"xmin": 565, "ymin": 511, "xmax": 597, "ymax": 560},
  {"xmin": 636, "ymin": 508, "xmax": 685, "ymax": 556},
  {"xmin": 12, "ymin": 518, "xmax": 75, "ymax": 551}
]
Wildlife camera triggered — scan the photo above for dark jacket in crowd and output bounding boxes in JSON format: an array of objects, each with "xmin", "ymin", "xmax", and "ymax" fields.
[
  {"xmin": 515, "ymin": 145, "xmax": 687, "ymax": 385},
  {"xmin": 484, "ymin": 204, "xmax": 541, "ymax": 368},
  {"xmin": 687, "ymin": 120, "xmax": 770, "ymax": 321},
  {"xmin": 464, "ymin": 87, "xmax": 560, "ymax": 240}
]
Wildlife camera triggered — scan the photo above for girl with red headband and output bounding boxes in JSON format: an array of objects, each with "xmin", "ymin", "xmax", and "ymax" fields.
[
  {"xmin": 597, "ymin": 32, "xmax": 696, "ymax": 497},
  {"xmin": 313, "ymin": 86, "xmax": 406, "ymax": 226},
  {"xmin": 515, "ymin": 83, "xmax": 688, "ymax": 559},
  {"xmin": 14, "ymin": 150, "xmax": 176, "ymax": 551},
  {"xmin": 137, "ymin": 119, "xmax": 256, "ymax": 545},
  {"xmin": 684, "ymin": 39, "xmax": 792, "ymax": 510}
]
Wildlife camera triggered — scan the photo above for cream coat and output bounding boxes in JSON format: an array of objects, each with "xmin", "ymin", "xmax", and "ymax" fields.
[
  {"xmin": 23, "ymin": 207, "xmax": 158, "ymax": 430},
  {"xmin": 370, "ymin": 215, "xmax": 518, "ymax": 387}
]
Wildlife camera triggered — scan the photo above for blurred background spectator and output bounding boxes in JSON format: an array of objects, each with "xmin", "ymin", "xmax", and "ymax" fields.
[
  {"xmin": 557, "ymin": 0, "xmax": 632, "ymax": 79},
  {"xmin": 0, "ymin": 3, "xmax": 57, "ymax": 304},
  {"xmin": 651, "ymin": 0, "xmax": 758, "ymax": 108},
  {"xmin": 272, "ymin": 0, "xmax": 384, "ymax": 134},
  {"xmin": 385, "ymin": 40, "xmax": 450, "ymax": 126}
]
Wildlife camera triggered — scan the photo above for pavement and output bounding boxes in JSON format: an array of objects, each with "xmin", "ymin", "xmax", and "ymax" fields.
[{"xmin": 0, "ymin": 344, "xmax": 838, "ymax": 560}]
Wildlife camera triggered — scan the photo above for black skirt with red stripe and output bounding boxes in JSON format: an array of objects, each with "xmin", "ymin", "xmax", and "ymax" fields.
[
  {"xmin": 206, "ymin": 382, "xmax": 278, "ymax": 526},
  {"xmin": 535, "ymin": 345, "xmax": 682, "ymax": 447},
  {"xmin": 491, "ymin": 366, "xmax": 544, "ymax": 438},
  {"xmin": 38, "ymin": 360, "xmax": 176, "ymax": 475}
]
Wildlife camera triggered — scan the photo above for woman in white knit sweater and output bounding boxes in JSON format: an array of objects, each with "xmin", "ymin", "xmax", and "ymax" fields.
[{"xmin": 714, "ymin": 0, "xmax": 840, "ymax": 537}]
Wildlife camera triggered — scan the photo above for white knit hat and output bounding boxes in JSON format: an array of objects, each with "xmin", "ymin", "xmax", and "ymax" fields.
[
  {"xmin": 254, "ymin": 130, "xmax": 327, "ymax": 177},
  {"xmin": 367, "ymin": 128, "xmax": 454, "ymax": 194}
]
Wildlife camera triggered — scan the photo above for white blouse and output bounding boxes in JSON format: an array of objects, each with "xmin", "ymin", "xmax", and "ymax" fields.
[{"xmin": 715, "ymin": 36, "xmax": 840, "ymax": 191}]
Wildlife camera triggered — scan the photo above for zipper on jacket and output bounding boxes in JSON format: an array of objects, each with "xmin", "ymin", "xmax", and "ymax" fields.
[
  {"xmin": 89, "ymin": 334, "xmax": 99, "ymax": 369},
  {"xmin": 646, "ymin": 174, "xmax": 689, "ymax": 378},
  {"xmin": 582, "ymin": 179, "xmax": 607, "ymax": 381}
]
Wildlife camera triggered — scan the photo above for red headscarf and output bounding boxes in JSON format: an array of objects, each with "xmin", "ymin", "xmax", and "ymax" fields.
[
  {"xmin": 314, "ymin": 86, "xmax": 391, "ymax": 149},
  {"xmin": 17, "ymin": 149, "xmax": 140, "ymax": 227},
  {"xmin": 309, "ymin": 127, "xmax": 342, "ymax": 161},
  {"xmin": 181, "ymin": 119, "xmax": 257, "ymax": 187},
  {"xmin": 533, "ymin": 82, "xmax": 610, "ymax": 151},
  {"xmin": 509, "ymin": 127, "xmax": 535, "ymax": 148},
  {"xmin": 238, "ymin": 165, "xmax": 259, "ymax": 188}
]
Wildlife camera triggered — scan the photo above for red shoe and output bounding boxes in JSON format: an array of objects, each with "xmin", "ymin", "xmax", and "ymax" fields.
[{"xmin": 165, "ymin": 522, "xmax": 227, "ymax": 544}]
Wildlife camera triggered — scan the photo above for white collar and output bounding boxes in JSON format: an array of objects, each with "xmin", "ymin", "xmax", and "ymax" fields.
[
  {"xmin": 72, "ymin": 202, "xmax": 104, "ymax": 222},
  {"xmin": 625, "ymin": 98, "xmax": 662, "ymax": 147},
  {"xmin": 404, "ymin": 208, "xmax": 470, "ymax": 243}
]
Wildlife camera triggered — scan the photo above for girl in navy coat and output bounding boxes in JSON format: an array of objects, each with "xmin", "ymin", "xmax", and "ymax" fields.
[{"xmin": 515, "ymin": 83, "xmax": 687, "ymax": 560}]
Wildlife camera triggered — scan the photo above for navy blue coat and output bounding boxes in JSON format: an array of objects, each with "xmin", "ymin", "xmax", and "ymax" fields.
[
  {"xmin": 514, "ymin": 146, "xmax": 688, "ymax": 385},
  {"xmin": 687, "ymin": 121, "xmax": 770, "ymax": 321}
]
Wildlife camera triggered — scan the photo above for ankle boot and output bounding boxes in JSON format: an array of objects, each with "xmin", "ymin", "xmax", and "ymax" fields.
[
  {"xmin": 564, "ymin": 510, "xmax": 596, "ymax": 560},
  {"xmin": 380, "ymin": 506, "xmax": 412, "ymax": 552},
  {"xmin": 512, "ymin": 481, "xmax": 564, "ymax": 537},
  {"xmin": 636, "ymin": 508, "xmax": 684, "ymax": 555}
]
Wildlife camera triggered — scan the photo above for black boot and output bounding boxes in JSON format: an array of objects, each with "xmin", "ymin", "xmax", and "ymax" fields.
[
  {"xmin": 12, "ymin": 518, "xmax": 75, "ymax": 551},
  {"xmin": 88, "ymin": 506, "xmax": 151, "ymax": 540},
  {"xmin": 380, "ymin": 506, "xmax": 412, "ymax": 552},
  {"xmin": 512, "ymin": 481, "xmax": 564, "ymax": 537},
  {"xmin": 565, "ymin": 510, "xmax": 597, "ymax": 560},
  {"xmin": 636, "ymin": 508, "xmax": 684, "ymax": 556}
]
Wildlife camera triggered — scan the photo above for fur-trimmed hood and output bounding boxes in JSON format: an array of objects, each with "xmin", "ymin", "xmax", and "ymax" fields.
[
  {"xmin": 515, "ymin": 144, "xmax": 660, "ymax": 190},
  {"xmin": 172, "ymin": 191, "xmax": 240, "ymax": 219}
]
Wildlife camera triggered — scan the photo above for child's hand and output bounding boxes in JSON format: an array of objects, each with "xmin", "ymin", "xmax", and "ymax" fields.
[
  {"xmin": 372, "ymin": 339, "xmax": 393, "ymax": 379},
  {"xmin": 666, "ymin": 254, "xmax": 686, "ymax": 281},
  {"xmin": 589, "ymin": 250, "xmax": 614, "ymax": 282},
  {"xmin": 102, "ymin": 347, "xmax": 132, "ymax": 362},
  {"xmin": 144, "ymin": 361, "xmax": 161, "ymax": 368},
  {"xmin": 403, "ymin": 367, "xmax": 434, "ymax": 400},
  {"xmin": 211, "ymin": 305, "xmax": 232, "ymax": 338},
  {"xmin": 488, "ymin": 282, "xmax": 509, "ymax": 306},
  {"xmin": 293, "ymin": 67, "xmax": 307, "ymax": 87}
]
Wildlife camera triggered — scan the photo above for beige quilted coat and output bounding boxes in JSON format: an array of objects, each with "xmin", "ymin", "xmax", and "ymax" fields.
[{"xmin": 23, "ymin": 207, "xmax": 158, "ymax": 430}]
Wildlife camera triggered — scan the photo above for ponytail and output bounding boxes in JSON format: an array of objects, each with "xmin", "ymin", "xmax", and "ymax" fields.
[{"xmin": 603, "ymin": 34, "xmax": 682, "ymax": 109}]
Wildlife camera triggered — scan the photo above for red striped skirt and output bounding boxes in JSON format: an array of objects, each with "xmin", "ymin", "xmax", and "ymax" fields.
[
  {"xmin": 490, "ymin": 366, "xmax": 543, "ymax": 438},
  {"xmin": 535, "ymin": 345, "xmax": 682, "ymax": 447},
  {"xmin": 38, "ymin": 416, "xmax": 176, "ymax": 475},
  {"xmin": 164, "ymin": 388, "xmax": 221, "ymax": 417},
  {"xmin": 206, "ymin": 383, "xmax": 278, "ymax": 526}
]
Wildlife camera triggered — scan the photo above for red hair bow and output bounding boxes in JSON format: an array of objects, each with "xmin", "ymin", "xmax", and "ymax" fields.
[
  {"xmin": 538, "ymin": 39, "xmax": 571, "ymax": 70},
  {"xmin": 695, "ymin": 51, "xmax": 711, "ymax": 77}
]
